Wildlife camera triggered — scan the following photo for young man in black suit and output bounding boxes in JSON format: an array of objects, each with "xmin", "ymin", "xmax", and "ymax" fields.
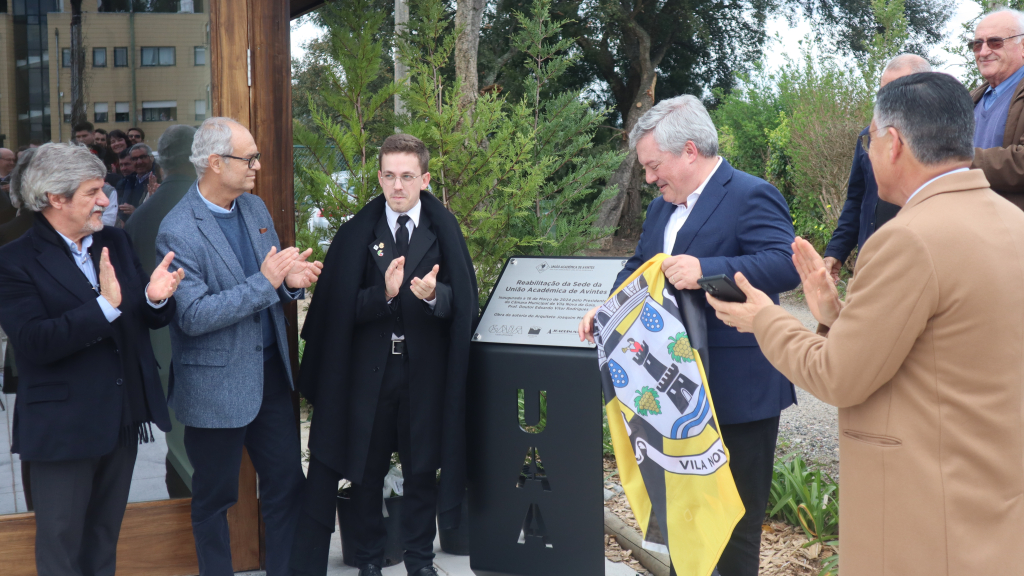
[
  {"xmin": 0, "ymin": 143, "xmax": 184, "ymax": 575},
  {"xmin": 293, "ymin": 134, "xmax": 478, "ymax": 576}
]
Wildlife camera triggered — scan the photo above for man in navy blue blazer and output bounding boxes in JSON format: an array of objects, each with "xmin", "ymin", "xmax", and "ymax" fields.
[
  {"xmin": 822, "ymin": 54, "xmax": 931, "ymax": 282},
  {"xmin": 580, "ymin": 95, "xmax": 798, "ymax": 576}
]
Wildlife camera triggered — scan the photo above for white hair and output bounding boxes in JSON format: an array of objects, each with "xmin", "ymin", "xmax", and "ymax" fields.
[
  {"xmin": 13, "ymin": 143, "xmax": 106, "ymax": 212},
  {"xmin": 628, "ymin": 95, "xmax": 719, "ymax": 157},
  {"xmin": 190, "ymin": 117, "xmax": 241, "ymax": 178},
  {"xmin": 984, "ymin": 8, "xmax": 1024, "ymax": 36},
  {"xmin": 883, "ymin": 54, "xmax": 932, "ymax": 76}
]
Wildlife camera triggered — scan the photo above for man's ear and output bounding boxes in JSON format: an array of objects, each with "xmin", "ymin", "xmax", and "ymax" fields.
[
  {"xmin": 207, "ymin": 154, "xmax": 222, "ymax": 175},
  {"xmin": 47, "ymin": 192, "xmax": 65, "ymax": 210},
  {"xmin": 421, "ymin": 172, "xmax": 431, "ymax": 189}
]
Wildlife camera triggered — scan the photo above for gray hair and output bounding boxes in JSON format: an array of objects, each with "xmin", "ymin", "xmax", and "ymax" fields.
[
  {"xmin": 874, "ymin": 72, "xmax": 974, "ymax": 166},
  {"xmin": 129, "ymin": 142, "xmax": 153, "ymax": 157},
  {"xmin": 628, "ymin": 95, "xmax": 718, "ymax": 157},
  {"xmin": 984, "ymin": 8, "xmax": 1024, "ymax": 36},
  {"xmin": 158, "ymin": 124, "xmax": 198, "ymax": 176},
  {"xmin": 12, "ymin": 143, "xmax": 106, "ymax": 212},
  {"xmin": 190, "ymin": 117, "xmax": 241, "ymax": 178},
  {"xmin": 883, "ymin": 54, "xmax": 932, "ymax": 76}
]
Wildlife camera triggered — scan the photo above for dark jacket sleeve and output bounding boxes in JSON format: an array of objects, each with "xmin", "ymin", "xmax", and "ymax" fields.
[
  {"xmin": 124, "ymin": 231, "xmax": 176, "ymax": 330},
  {"xmin": 698, "ymin": 181, "xmax": 800, "ymax": 295},
  {"xmin": 824, "ymin": 130, "xmax": 868, "ymax": 262},
  {"xmin": 355, "ymin": 284, "xmax": 392, "ymax": 325},
  {"xmin": 0, "ymin": 258, "xmax": 115, "ymax": 366}
]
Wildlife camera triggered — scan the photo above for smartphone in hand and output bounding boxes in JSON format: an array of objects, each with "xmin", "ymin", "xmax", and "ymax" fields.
[{"xmin": 697, "ymin": 274, "xmax": 747, "ymax": 303}]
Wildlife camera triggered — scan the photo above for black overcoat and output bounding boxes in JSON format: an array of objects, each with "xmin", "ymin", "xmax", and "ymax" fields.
[{"xmin": 298, "ymin": 192, "xmax": 477, "ymax": 527}]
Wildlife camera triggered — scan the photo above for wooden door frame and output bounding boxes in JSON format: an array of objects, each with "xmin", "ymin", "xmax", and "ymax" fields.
[{"xmin": 0, "ymin": 0, "xmax": 297, "ymax": 573}]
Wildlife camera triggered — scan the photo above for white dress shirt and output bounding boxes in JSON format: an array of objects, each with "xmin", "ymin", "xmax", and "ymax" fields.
[
  {"xmin": 663, "ymin": 156, "xmax": 724, "ymax": 254},
  {"xmin": 904, "ymin": 167, "xmax": 969, "ymax": 205}
]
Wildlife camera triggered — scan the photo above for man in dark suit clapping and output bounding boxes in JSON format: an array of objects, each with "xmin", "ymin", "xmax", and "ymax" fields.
[
  {"xmin": 0, "ymin": 143, "xmax": 184, "ymax": 575},
  {"xmin": 580, "ymin": 95, "xmax": 800, "ymax": 576}
]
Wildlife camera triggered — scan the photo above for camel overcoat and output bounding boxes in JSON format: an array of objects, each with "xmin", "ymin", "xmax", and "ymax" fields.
[{"xmin": 752, "ymin": 169, "xmax": 1024, "ymax": 575}]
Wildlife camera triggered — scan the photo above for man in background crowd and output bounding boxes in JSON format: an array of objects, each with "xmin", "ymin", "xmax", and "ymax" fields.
[
  {"xmin": 73, "ymin": 122, "xmax": 95, "ymax": 146},
  {"xmin": 127, "ymin": 127, "xmax": 145, "ymax": 145},
  {"xmin": 822, "ymin": 54, "xmax": 931, "ymax": 283},
  {"xmin": 92, "ymin": 128, "xmax": 120, "ymax": 173},
  {"xmin": 970, "ymin": 8, "xmax": 1024, "ymax": 207},
  {"xmin": 118, "ymin": 143, "xmax": 156, "ymax": 223}
]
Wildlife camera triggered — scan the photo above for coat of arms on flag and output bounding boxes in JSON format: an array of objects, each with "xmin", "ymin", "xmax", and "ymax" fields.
[{"xmin": 595, "ymin": 254, "xmax": 744, "ymax": 576}]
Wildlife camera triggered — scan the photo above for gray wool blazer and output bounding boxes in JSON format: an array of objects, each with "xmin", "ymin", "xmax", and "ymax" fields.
[{"xmin": 155, "ymin": 182, "xmax": 302, "ymax": 428}]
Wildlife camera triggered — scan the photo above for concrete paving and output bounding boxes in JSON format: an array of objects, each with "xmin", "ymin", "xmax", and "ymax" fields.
[{"xmin": 237, "ymin": 529, "xmax": 641, "ymax": 575}]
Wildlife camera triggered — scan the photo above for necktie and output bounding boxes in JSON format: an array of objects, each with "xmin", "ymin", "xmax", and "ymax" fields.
[
  {"xmin": 395, "ymin": 214, "xmax": 410, "ymax": 257},
  {"xmin": 393, "ymin": 214, "xmax": 411, "ymax": 339}
]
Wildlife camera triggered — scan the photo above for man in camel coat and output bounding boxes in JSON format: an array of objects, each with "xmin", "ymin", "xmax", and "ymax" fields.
[{"xmin": 709, "ymin": 72, "xmax": 1024, "ymax": 575}]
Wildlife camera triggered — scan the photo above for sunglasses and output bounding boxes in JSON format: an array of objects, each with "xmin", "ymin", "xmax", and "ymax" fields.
[{"xmin": 969, "ymin": 33, "xmax": 1024, "ymax": 53}]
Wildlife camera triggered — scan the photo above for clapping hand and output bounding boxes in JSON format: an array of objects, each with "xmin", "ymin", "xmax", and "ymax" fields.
[
  {"xmin": 410, "ymin": 264, "xmax": 439, "ymax": 301},
  {"xmin": 261, "ymin": 246, "xmax": 300, "ymax": 289},
  {"xmin": 284, "ymin": 248, "xmax": 322, "ymax": 289},
  {"xmin": 147, "ymin": 252, "xmax": 185, "ymax": 302},
  {"xmin": 99, "ymin": 248, "xmax": 122, "ymax": 308},
  {"xmin": 384, "ymin": 256, "xmax": 405, "ymax": 300},
  {"xmin": 792, "ymin": 238, "xmax": 843, "ymax": 327}
]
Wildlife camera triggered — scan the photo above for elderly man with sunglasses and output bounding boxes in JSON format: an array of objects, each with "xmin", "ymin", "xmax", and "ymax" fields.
[{"xmin": 971, "ymin": 8, "xmax": 1024, "ymax": 205}]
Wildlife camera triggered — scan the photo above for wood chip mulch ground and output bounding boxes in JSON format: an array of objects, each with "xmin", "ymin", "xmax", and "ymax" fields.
[{"xmin": 602, "ymin": 457, "xmax": 836, "ymax": 576}]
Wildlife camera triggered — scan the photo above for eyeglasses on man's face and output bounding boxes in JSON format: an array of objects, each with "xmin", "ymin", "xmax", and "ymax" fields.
[
  {"xmin": 219, "ymin": 153, "xmax": 261, "ymax": 169},
  {"xmin": 860, "ymin": 126, "xmax": 902, "ymax": 152},
  {"xmin": 381, "ymin": 173, "xmax": 422, "ymax": 184},
  {"xmin": 969, "ymin": 33, "xmax": 1024, "ymax": 53}
]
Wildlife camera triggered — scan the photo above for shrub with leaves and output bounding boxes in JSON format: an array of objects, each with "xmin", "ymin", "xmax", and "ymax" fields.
[{"xmin": 768, "ymin": 454, "xmax": 839, "ymax": 547}]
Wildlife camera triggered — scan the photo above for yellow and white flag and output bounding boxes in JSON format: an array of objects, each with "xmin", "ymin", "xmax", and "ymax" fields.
[{"xmin": 595, "ymin": 254, "xmax": 744, "ymax": 576}]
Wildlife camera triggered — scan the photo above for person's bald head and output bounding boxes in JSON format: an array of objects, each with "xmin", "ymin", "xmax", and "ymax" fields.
[
  {"xmin": 880, "ymin": 54, "xmax": 932, "ymax": 88},
  {"xmin": 975, "ymin": 9, "xmax": 1024, "ymax": 87},
  {"xmin": 0, "ymin": 148, "xmax": 15, "ymax": 178}
]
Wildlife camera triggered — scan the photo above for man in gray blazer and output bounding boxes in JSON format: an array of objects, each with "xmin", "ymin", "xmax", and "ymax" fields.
[{"xmin": 156, "ymin": 117, "xmax": 321, "ymax": 576}]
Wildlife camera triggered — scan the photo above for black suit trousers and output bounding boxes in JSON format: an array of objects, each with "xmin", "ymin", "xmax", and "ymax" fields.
[
  {"xmin": 717, "ymin": 416, "xmax": 780, "ymax": 576},
  {"xmin": 350, "ymin": 351, "xmax": 438, "ymax": 573},
  {"xmin": 183, "ymin": 357, "xmax": 304, "ymax": 576},
  {"xmin": 30, "ymin": 442, "xmax": 138, "ymax": 576}
]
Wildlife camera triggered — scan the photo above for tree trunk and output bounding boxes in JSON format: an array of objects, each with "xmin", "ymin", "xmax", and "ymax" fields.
[
  {"xmin": 395, "ymin": 0, "xmax": 409, "ymax": 117},
  {"xmin": 454, "ymin": 0, "xmax": 485, "ymax": 109},
  {"xmin": 70, "ymin": 0, "xmax": 86, "ymax": 128},
  {"xmin": 594, "ymin": 70, "xmax": 657, "ymax": 243}
]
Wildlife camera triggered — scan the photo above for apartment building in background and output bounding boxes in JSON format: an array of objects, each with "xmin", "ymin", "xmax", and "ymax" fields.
[{"xmin": 0, "ymin": 1, "xmax": 209, "ymax": 149}]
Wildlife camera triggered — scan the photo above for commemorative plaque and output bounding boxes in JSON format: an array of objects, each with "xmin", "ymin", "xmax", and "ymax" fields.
[
  {"xmin": 467, "ymin": 256, "xmax": 627, "ymax": 576},
  {"xmin": 474, "ymin": 256, "xmax": 628, "ymax": 347}
]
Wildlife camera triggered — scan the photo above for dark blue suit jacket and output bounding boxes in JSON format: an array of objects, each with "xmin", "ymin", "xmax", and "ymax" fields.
[
  {"xmin": 614, "ymin": 159, "xmax": 799, "ymax": 425},
  {"xmin": 824, "ymin": 127, "xmax": 879, "ymax": 262},
  {"xmin": 0, "ymin": 216, "xmax": 174, "ymax": 461}
]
